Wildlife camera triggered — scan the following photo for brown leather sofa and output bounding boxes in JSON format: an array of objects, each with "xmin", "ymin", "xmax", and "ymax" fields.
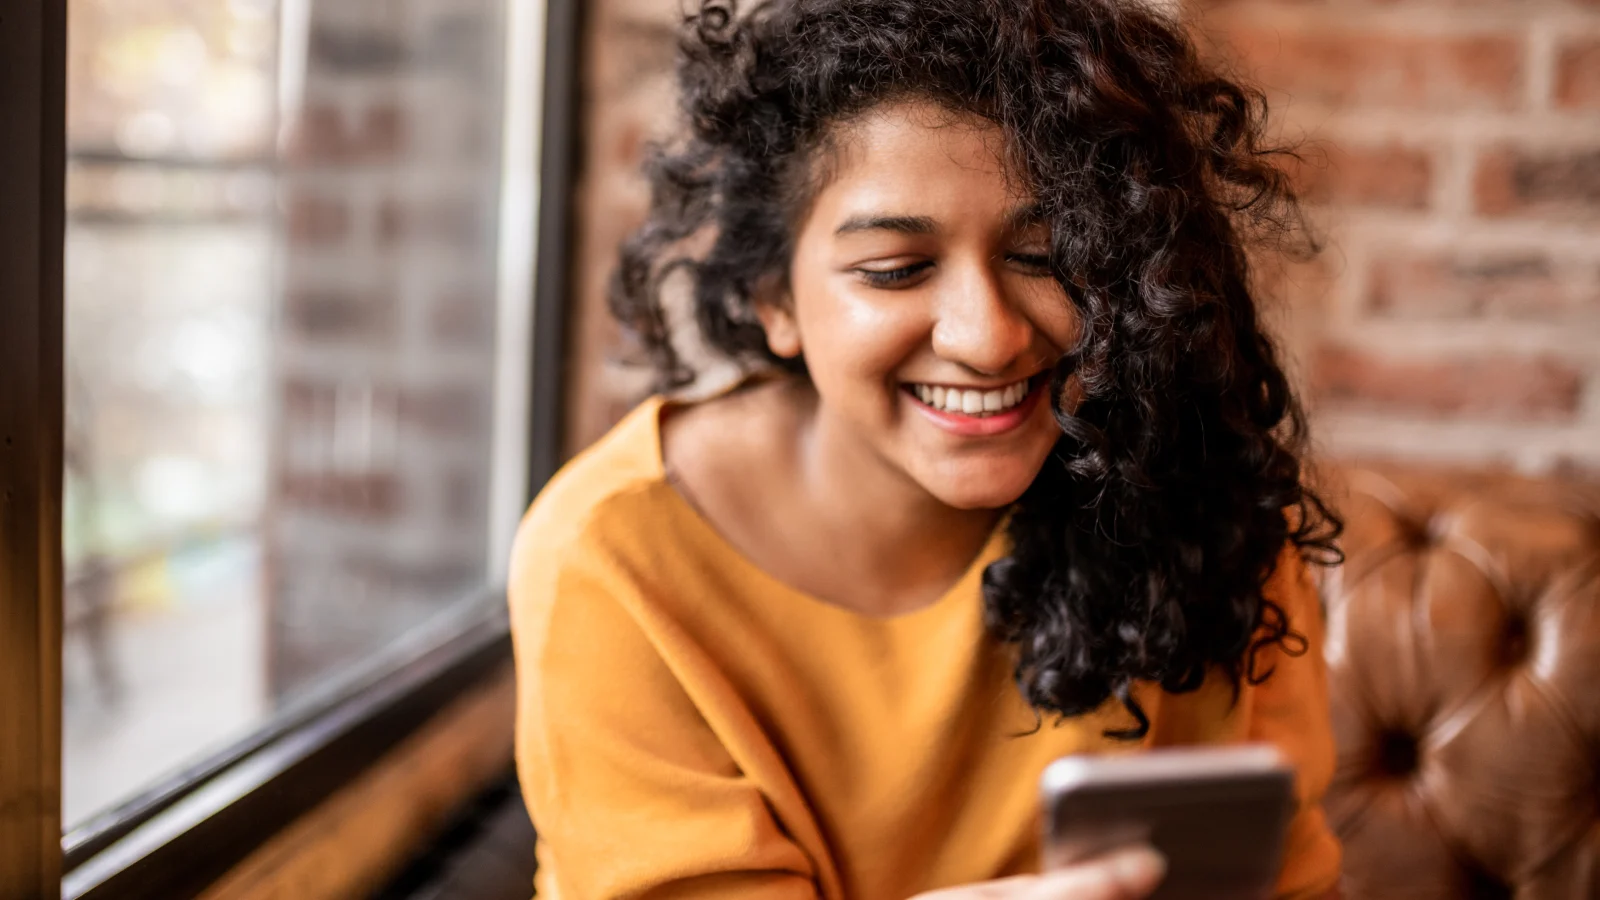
[{"xmin": 1321, "ymin": 465, "xmax": 1600, "ymax": 898}]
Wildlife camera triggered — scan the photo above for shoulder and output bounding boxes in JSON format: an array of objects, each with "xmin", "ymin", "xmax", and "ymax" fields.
[
  {"xmin": 509, "ymin": 399, "xmax": 684, "ymax": 630},
  {"xmin": 1262, "ymin": 544, "xmax": 1327, "ymax": 643},
  {"xmin": 515, "ymin": 398, "xmax": 667, "ymax": 557}
]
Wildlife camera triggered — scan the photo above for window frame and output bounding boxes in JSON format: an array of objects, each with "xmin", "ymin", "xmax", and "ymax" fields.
[
  {"xmin": 0, "ymin": 1, "xmax": 68, "ymax": 895},
  {"xmin": 0, "ymin": 0, "xmax": 582, "ymax": 895}
]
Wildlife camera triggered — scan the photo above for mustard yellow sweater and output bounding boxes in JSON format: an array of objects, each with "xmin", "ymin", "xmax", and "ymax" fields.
[{"xmin": 510, "ymin": 397, "xmax": 1341, "ymax": 899}]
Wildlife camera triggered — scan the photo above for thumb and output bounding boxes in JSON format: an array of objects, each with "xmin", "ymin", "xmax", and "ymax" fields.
[{"xmin": 1032, "ymin": 846, "xmax": 1168, "ymax": 900}]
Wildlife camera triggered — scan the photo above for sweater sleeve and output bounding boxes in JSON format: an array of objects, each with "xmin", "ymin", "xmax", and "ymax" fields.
[
  {"xmin": 1251, "ymin": 550, "xmax": 1344, "ymax": 899},
  {"xmin": 509, "ymin": 514, "xmax": 820, "ymax": 900}
]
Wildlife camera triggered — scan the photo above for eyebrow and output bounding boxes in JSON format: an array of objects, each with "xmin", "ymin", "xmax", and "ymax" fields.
[
  {"xmin": 832, "ymin": 204, "xmax": 1046, "ymax": 237},
  {"xmin": 834, "ymin": 214, "xmax": 939, "ymax": 236}
]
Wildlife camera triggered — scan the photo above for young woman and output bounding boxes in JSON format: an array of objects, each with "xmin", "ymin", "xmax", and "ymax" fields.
[{"xmin": 510, "ymin": 0, "xmax": 1344, "ymax": 897}]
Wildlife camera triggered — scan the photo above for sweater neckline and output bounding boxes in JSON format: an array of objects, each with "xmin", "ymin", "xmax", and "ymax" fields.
[{"xmin": 637, "ymin": 393, "xmax": 1007, "ymax": 630}]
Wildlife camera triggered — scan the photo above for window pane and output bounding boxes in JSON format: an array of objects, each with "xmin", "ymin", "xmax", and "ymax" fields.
[{"xmin": 63, "ymin": 0, "xmax": 517, "ymax": 828}]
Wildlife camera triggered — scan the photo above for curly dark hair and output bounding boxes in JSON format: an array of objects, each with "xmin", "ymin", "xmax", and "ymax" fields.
[{"xmin": 611, "ymin": 0, "xmax": 1344, "ymax": 738}]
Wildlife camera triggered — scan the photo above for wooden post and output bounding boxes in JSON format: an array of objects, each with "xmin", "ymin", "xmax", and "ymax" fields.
[{"xmin": 0, "ymin": 2, "xmax": 66, "ymax": 897}]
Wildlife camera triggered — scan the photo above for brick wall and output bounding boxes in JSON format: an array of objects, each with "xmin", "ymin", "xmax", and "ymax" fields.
[
  {"xmin": 1192, "ymin": 0, "xmax": 1600, "ymax": 475},
  {"xmin": 268, "ymin": 0, "xmax": 504, "ymax": 699},
  {"xmin": 565, "ymin": 0, "xmax": 1600, "ymax": 477},
  {"xmin": 564, "ymin": 0, "xmax": 682, "ymax": 456}
]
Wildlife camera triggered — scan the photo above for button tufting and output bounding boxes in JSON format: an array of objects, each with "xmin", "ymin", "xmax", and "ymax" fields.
[
  {"xmin": 1375, "ymin": 730, "xmax": 1420, "ymax": 778},
  {"xmin": 1500, "ymin": 614, "xmax": 1530, "ymax": 667},
  {"xmin": 1462, "ymin": 865, "xmax": 1514, "ymax": 900},
  {"xmin": 1327, "ymin": 466, "xmax": 1600, "ymax": 898},
  {"xmin": 1395, "ymin": 512, "xmax": 1449, "ymax": 550}
]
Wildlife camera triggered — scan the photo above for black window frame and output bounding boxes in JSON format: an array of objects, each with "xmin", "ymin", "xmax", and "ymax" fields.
[
  {"xmin": 0, "ymin": 0, "xmax": 581, "ymax": 895},
  {"xmin": 0, "ymin": 1, "xmax": 68, "ymax": 895}
]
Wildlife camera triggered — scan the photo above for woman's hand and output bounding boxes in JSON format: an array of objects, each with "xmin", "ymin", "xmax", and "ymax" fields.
[{"xmin": 910, "ymin": 846, "xmax": 1166, "ymax": 900}]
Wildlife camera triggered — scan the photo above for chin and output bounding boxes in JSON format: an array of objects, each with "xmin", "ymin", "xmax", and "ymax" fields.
[{"xmin": 923, "ymin": 468, "xmax": 1036, "ymax": 511}]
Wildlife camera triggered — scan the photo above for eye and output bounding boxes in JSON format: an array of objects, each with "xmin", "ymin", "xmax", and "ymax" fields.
[
  {"xmin": 1007, "ymin": 252, "xmax": 1053, "ymax": 276},
  {"xmin": 855, "ymin": 260, "xmax": 934, "ymax": 288}
]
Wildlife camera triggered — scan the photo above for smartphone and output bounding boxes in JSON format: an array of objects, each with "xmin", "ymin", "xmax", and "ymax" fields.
[{"xmin": 1040, "ymin": 743, "xmax": 1295, "ymax": 900}]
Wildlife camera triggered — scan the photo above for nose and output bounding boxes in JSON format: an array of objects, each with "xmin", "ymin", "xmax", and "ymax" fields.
[{"xmin": 929, "ymin": 261, "xmax": 1034, "ymax": 377}]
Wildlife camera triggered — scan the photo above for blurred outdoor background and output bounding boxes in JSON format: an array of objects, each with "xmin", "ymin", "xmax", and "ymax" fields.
[
  {"xmin": 62, "ymin": 0, "xmax": 1600, "ymax": 841},
  {"xmin": 63, "ymin": 0, "xmax": 512, "ymax": 828}
]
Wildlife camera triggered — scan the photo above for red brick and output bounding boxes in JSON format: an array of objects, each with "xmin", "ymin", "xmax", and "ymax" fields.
[
  {"xmin": 377, "ymin": 197, "xmax": 487, "ymax": 248},
  {"xmin": 1368, "ymin": 252, "xmax": 1566, "ymax": 317},
  {"xmin": 285, "ymin": 194, "xmax": 350, "ymax": 245},
  {"xmin": 280, "ymin": 377, "xmax": 324, "ymax": 415},
  {"xmin": 362, "ymin": 105, "xmax": 404, "ymax": 157},
  {"xmin": 443, "ymin": 468, "xmax": 486, "ymax": 524},
  {"xmin": 285, "ymin": 287, "xmax": 397, "ymax": 341},
  {"xmin": 397, "ymin": 386, "xmax": 488, "ymax": 435},
  {"xmin": 1474, "ymin": 147, "xmax": 1600, "ymax": 218},
  {"xmin": 1289, "ymin": 142, "xmax": 1432, "ymax": 209},
  {"xmin": 1255, "ymin": 252, "xmax": 1339, "ymax": 316},
  {"xmin": 430, "ymin": 287, "xmax": 493, "ymax": 347},
  {"xmin": 1555, "ymin": 39, "xmax": 1600, "ymax": 110},
  {"xmin": 1219, "ymin": 26, "xmax": 1523, "ymax": 110},
  {"xmin": 307, "ymin": 25, "xmax": 409, "ymax": 75},
  {"xmin": 278, "ymin": 471, "xmax": 401, "ymax": 519},
  {"xmin": 288, "ymin": 102, "xmax": 407, "ymax": 165},
  {"xmin": 1312, "ymin": 344, "xmax": 1583, "ymax": 420}
]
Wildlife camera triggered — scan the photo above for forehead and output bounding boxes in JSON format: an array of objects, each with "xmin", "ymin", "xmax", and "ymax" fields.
[{"xmin": 811, "ymin": 99, "xmax": 1033, "ymax": 223}]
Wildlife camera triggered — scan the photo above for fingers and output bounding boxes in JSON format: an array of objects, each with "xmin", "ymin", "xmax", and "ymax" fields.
[
  {"xmin": 906, "ymin": 845, "xmax": 1169, "ymax": 900},
  {"xmin": 1029, "ymin": 846, "xmax": 1168, "ymax": 900}
]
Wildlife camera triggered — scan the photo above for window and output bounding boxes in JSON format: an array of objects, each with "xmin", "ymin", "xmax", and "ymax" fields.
[
  {"xmin": 0, "ymin": 0, "xmax": 572, "ymax": 893},
  {"xmin": 59, "ymin": 0, "xmax": 532, "ymax": 831},
  {"xmin": 4, "ymin": 0, "xmax": 572, "ymax": 889}
]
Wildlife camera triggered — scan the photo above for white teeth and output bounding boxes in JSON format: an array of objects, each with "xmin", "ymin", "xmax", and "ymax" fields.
[{"xmin": 912, "ymin": 378, "xmax": 1031, "ymax": 415}]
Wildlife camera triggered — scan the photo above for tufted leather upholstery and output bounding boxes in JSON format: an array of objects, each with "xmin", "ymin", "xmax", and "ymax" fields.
[{"xmin": 1320, "ymin": 465, "xmax": 1600, "ymax": 899}]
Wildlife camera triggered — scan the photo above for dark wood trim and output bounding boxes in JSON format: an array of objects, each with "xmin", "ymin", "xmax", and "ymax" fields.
[
  {"xmin": 0, "ymin": 1, "xmax": 67, "ymax": 896},
  {"xmin": 60, "ymin": 597, "xmax": 500, "ymax": 869},
  {"xmin": 193, "ymin": 665, "xmax": 517, "ymax": 900},
  {"xmin": 62, "ymin": 604, "xmax": 512, "ymax": 900},
  {"xmin": 528, "ymin": 0, "xmax": 585, "ymax": 491},
  {"xmin": 372, "ymin": 771, "xmax": 535, "ymax": 900}
]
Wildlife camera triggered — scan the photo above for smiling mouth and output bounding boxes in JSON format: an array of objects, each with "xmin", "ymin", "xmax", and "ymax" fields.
[{"xmin": 903, "ymin": 373, "xmax": 1044, "ymax": 418}]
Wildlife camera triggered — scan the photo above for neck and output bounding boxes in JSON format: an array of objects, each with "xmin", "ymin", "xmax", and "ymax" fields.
[{"xmin": 792, "ymin": 383, "xmax": 1004, "ymax": 613}]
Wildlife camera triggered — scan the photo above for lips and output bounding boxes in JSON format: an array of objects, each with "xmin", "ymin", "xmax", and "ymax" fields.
[
  {"xmin": 905, "ymin": 375, "xmax": 1033, "ymax": 418},
  {"xmin": 902, "ymin": 373, "xmax": 1048, "ymax": 437}
]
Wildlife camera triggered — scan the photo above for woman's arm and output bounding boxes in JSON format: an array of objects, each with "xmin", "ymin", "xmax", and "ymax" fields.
[
  {"xmin": 1249, "ymin": 550, "xmax": 1344, "ymax": 900},
  {"xmin": 510, "ymin": 526, "xmax": 820, "ymax": 900}
]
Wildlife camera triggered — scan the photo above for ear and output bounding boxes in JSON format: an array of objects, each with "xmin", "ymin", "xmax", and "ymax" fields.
[{"xmin": 754, "ymin": 283, "xmax": 802, "ymax": 359}]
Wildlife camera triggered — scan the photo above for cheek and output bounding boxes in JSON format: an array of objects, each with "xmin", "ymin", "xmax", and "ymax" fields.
[
  {"xmin": 794, "ymin": 279, "xmax": 927, "ymax": 384},
  {"xmin": 1015, "ymin": 278, "xmax": 1078, "ymax": 350}
]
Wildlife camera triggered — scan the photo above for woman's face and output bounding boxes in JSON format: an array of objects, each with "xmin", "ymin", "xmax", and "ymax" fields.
[{"xmin": 765, "ymin": 99, "xmax": 1078, "ymax": 511}]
